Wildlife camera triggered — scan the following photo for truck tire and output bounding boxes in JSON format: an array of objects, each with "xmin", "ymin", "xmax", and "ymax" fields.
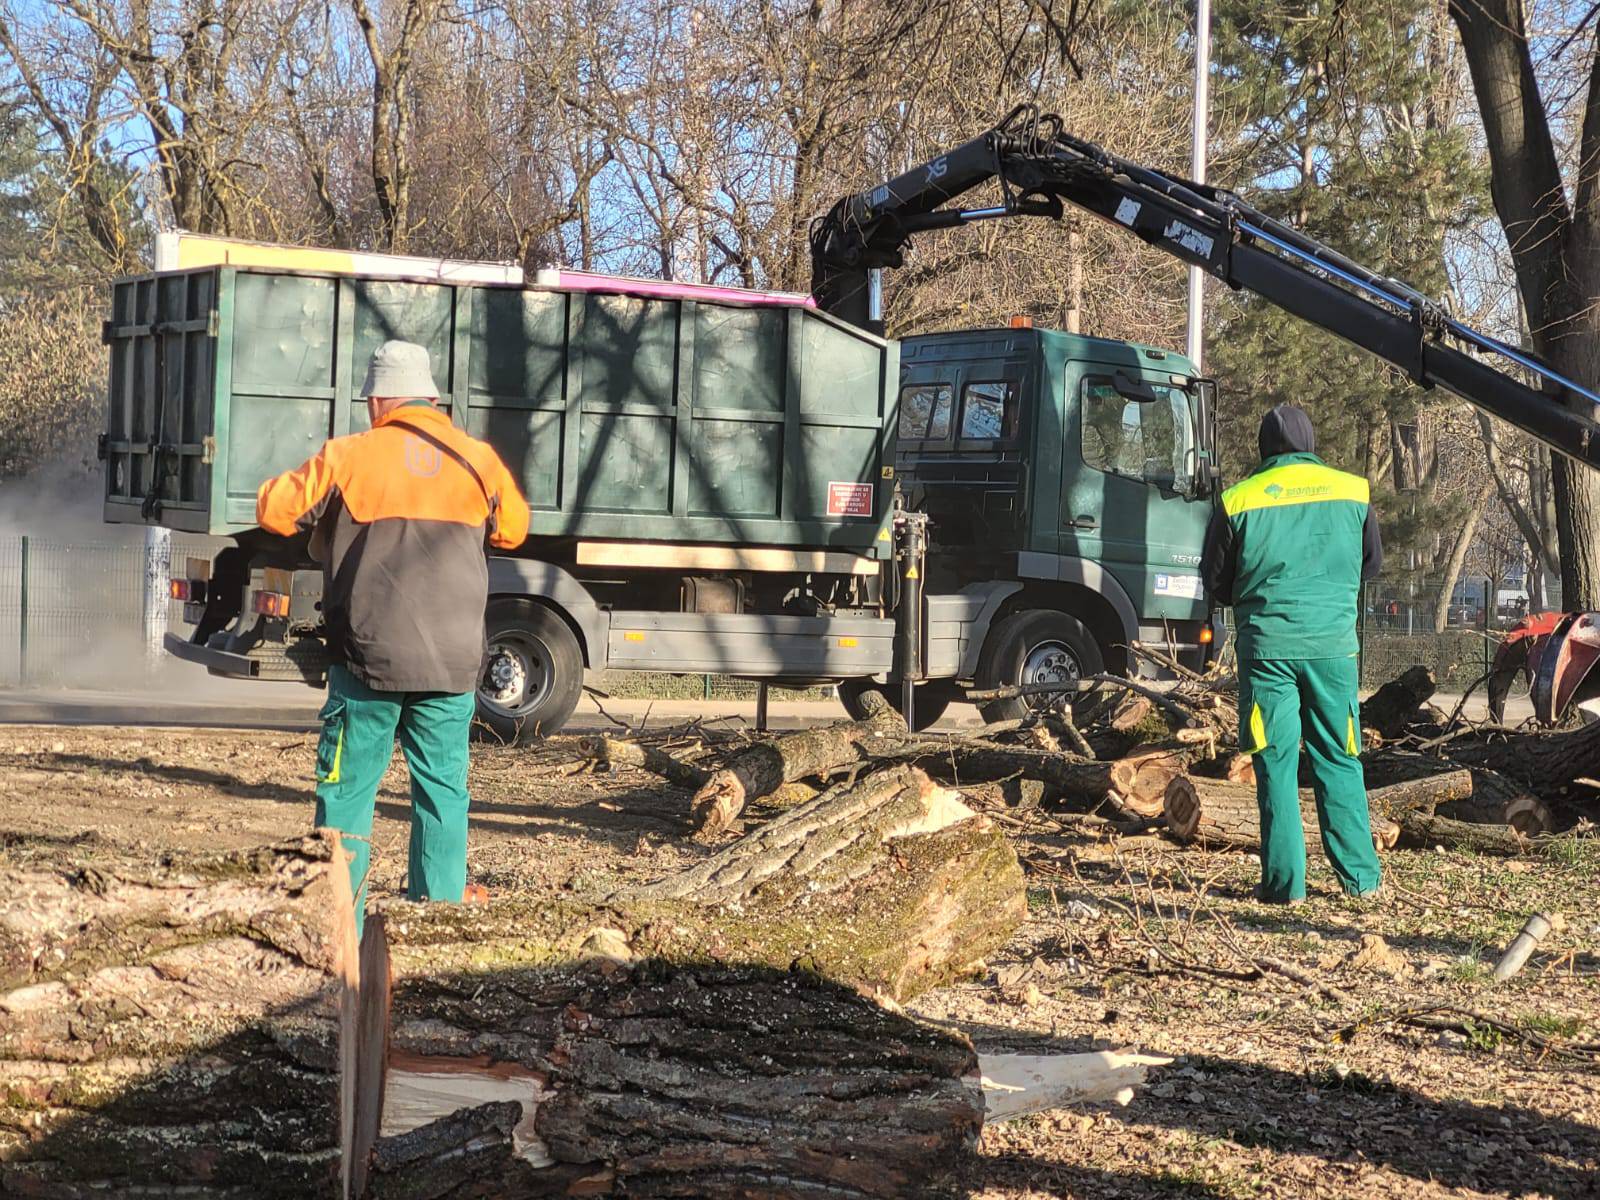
[
  {"xmin": 476, "ymin": 600, "xmax": 584, "ymax": 742},
  {"xmin": 837, "ymin": 678, "xmax": 953, "ymax": 731},
  {"xmin": 973, "ymin": 609, "xmax": 1104, "ymax": 723}
]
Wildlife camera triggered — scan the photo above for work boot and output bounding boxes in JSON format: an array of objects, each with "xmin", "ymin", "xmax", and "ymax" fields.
[{"xmin": 1253, "ymin": 885, "xmax": 1306, "ymax": 907}]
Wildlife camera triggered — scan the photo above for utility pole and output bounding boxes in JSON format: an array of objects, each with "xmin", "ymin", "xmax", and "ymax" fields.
[{"xmin": 1187, "ymin": 0, "xmax": 1211, "ymax": 371}]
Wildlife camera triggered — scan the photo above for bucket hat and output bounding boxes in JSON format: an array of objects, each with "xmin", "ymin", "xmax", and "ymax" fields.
[{"xmin": 360, "ymin": 339, "xmax": 441, "ymax": 399}]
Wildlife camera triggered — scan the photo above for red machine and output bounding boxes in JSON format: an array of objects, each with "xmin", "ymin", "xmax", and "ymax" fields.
[{"xmin": 1488, "ymin": 611, "xmax": 1600, "ymax": 725}]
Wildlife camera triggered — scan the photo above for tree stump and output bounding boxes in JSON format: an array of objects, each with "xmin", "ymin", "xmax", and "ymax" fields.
[{"xmin": 0, "ymin": 832, "xmax": 378, "ymax": 1199}]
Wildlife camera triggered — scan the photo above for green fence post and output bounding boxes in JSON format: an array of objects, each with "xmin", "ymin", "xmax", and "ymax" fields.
[{"xmin": 18, "ymin": 536, "xmax": 28, "ymax": 684}]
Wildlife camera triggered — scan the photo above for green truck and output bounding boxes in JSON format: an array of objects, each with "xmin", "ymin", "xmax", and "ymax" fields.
[{"xmin": 105, "ymin": 255, "xmax": 1216, "ymax": 736}]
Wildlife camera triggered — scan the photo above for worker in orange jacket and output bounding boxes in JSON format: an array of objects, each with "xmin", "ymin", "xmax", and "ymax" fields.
[{"xmin": 258, "ymin": 340, "xmax": 530, "ymax": 914}]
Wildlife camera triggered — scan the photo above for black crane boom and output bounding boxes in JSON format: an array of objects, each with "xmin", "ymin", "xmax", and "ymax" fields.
[{"xmin": 809, "ymin": 104, "xmax": 1600, "ymax": 467}]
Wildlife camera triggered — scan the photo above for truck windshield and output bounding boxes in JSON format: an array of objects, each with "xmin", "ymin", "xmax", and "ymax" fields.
[{"xmin": 1080, "ymin": 375, "xmax": 1198, "ymax": 495}]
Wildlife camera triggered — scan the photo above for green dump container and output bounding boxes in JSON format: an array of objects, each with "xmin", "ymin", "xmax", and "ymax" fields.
[{"xmin": 102, "ymin": 268, "xmax": 898, "ymax": 554}]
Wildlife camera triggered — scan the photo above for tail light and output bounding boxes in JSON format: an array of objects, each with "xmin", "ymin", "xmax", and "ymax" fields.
[
  {"xmin": 1199, "ymin": 623, "xmax": 1215, "ymax": 645},
  {"xmin": 169, "ymin": 578, "xmax": 207, "ymax": 603},
  {"xmin": 253, "ymin": 590, "xmax": 291, "ymax": 618}
]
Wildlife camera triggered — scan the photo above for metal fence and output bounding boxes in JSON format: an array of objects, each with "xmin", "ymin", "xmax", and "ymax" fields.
[
  {"xmin": 0, "ymin": 534, "xmax": 215, "ymax": 685},
  {"xmin": 1356, "ymin": 577, "xmax": 1546, "ymax": 691}
]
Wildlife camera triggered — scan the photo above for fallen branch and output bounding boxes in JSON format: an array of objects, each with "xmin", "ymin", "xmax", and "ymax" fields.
[
  {"xmin": 966, "ymin": 674, "xmax": 1200, "ymax": 729},
  {"xmin": 579, "ymin": 735, "xmax": 711, "ymax": 790}
]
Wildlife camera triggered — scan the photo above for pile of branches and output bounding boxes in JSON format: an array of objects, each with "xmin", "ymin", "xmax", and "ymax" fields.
[{"xmin": 584, "ymin": 647, "xmax": 1596, "ymax": 866}]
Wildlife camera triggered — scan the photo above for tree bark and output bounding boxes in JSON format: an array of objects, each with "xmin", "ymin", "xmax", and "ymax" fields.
[
  {"xmin": 1444, "ymin": 719, "xmax": 1600, "ymax": 802},
  {"xmin": 374, "ymin": 959, "xmax": 984, "ymax": 1199},
  {"xmin": 0, "ymin": 833, "xmax": 373, "ymax": 1199},
  {"xmin": 1357, "ymin": 748, "xmax": 1552, "ymax": 831},
  {"xmin": 1360, "ymin": 665, "xmax": 1438, "ymax": 738},
  {"xmin": 1391, "ymin": 812, "xmax": 1544, "ymax": 856},
  {"xmin": 1449, "ymin": 0, "xmax": 1600, "ymax": 608},
  {"xmin": 627, "ymin": 765, "xmax": 1024, "ymax": 999},
  {"xmin": 1161, "ymin": 774, "xmax": 1478, "ymax": 853},
  {"xmin": 690, "ymin": 691, "xmax": 906, "ymax": 837}
]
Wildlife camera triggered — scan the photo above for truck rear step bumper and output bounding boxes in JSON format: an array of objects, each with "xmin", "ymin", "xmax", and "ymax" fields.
[{"xmin": 163, "ymin": 632, "xmax": 257, "ymax": 677}]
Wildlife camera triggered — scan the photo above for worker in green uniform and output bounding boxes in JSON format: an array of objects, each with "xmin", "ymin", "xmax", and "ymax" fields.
[{"xmin": 1201, "ymin": 404, "xmax": 1383, "ymax": 904}]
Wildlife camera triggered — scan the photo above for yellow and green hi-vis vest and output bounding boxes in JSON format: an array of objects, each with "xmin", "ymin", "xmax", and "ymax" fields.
[{"xmin": 1221, "ymin": 451, "xmax": 1369, "ymax": 660}]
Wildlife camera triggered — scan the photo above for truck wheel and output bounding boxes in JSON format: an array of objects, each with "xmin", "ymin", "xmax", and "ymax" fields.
[
  {"xmin": 476, "ymin": 600, "xmax": 584, "ymax": 742},
  {"xmin": 837, "ymin": 678, "xmax": 953, "ymax": 731},
  {"xmin": 974, "ymin": 609, "xmax": 1104, "ymax": 723}
]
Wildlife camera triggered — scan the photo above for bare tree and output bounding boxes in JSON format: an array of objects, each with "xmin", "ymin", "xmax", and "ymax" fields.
[
  {"xmin": 348, "ymin": 0, "xmax": 445, "ymax": 250},
  {"xmin": 1449, "ymin": 0, "xmax": 1600, "ymax": 608}
]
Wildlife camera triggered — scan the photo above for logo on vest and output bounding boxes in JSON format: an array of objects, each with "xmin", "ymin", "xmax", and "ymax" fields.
[
  {"xmin": 1263, "ymin": 481, "xmax": 1330, "ymax": 501},
  {"xmin": 404, "ymin": 435, "xmax": 443, "ymax": 478}
]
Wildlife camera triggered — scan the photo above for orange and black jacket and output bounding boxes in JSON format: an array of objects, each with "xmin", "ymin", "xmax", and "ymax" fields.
[{"xmin": 258, "ymin": 403, "xmax": 531, "ymax": 693}]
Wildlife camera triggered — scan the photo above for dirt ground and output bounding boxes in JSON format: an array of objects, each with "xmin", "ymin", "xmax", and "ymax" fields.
[{"xmin": 4, "ymin": 723, "xmax": 1598, "ymax": 1199}]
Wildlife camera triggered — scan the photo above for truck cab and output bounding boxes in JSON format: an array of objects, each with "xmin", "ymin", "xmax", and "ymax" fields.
[{"xmin": 895, "ymin": 326, "xmax": 1217, "ymax": 686}]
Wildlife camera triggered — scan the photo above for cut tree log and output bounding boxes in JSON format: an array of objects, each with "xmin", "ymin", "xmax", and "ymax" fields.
[
  {"xmin": 1159, "ymin": 777, "xmax": 1477, "ymax": 854},
  {"xmin": 621, "ymin": 764, "xmax": 1023, "ymax": 998},
  {"xmin": 1442, "ymin": 719, "xmax": 1600, "ymax": 801},
  {"xmin": 1114, "ymin": 744, "xmax": 1194, "ymax": 818},
  {"xmin": 904, "ymin": 742, "xmax": 1164, "ymax": 810},
  {"xmin": 0, "ymin": 832, "xmax": 378, "ymax": 1199},
  {"xmin": 1360, "ymin": 665, "xmax": 1438, "ymax": 738},
  {"xmin": 1215, "ymin": 751, "xmax": 1257, "ymax": 786},
  {"xmin": 1391, "ymin": 813, "xmax": 1551, "ymax": 856},
  {"xmin": 1358, "ymin": 748, "xmax": 1552, "ymax": 832},
  {"xmin": 689, "ymin": 690, "xmax": 907, "ymax": 837},
  {"xmin": 373, "ymin": 955, "xmax": 1170, "ymax": 1198}
]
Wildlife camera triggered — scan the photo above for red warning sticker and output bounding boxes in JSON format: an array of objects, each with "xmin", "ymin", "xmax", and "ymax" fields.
[{"xmin": 827, "ymin": 481, "xmax": 874, "ymax": 517}]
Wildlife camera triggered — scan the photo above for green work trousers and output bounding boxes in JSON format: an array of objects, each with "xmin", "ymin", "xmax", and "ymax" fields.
[
  {"xmin": 314, "ymin": 663, "xmax": 476, "ymax": 917},
  {"xmin": 1239, "ymin": 654, "xmax": 1381, "ymax": 902}
]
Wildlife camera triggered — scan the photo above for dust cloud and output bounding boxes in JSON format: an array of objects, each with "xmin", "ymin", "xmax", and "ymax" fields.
[{"xmin": 0, "ymin": 458, "xmax": 306, "ymax": 700}]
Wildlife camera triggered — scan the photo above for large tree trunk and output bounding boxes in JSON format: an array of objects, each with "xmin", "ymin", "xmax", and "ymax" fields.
[
  {"xmin": 1449, "ymin": 0, "xmax": 1600, "ymax": 608},
  {"xmin": 1358, "ymin": 748, "xmax": 1553, "ymax": 832},
  {"xmin": 0, "ymin": 833, "xmax": 374, "ymax": 1198},
  {"xmin": 375, "ymin": 955, "xmax": 984, "ymax": 1199},
  {"xmin": 1161, "ymin": 773, "xmax": 1478, "ymax": 854},
  {"xmin": 626, "ymin": 764, "xmax": 1024, "ymax": 1000},
  {"xmin": 1444, "ymin": 719, "xmax": 1600, "ymax": 802}
]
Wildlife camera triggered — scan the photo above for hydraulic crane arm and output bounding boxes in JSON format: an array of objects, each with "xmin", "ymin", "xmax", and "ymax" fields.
[{"xmin": 810, "ymin": 105, "xmax": 1600, "ymax": 467}]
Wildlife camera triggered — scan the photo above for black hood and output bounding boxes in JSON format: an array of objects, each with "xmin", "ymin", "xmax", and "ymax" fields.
[{"xmin": 1258, "ymin": 404, "xmax": 1316, "ymax": 459}]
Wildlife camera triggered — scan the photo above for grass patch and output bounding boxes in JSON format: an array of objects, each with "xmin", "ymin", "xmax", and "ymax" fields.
[
  {"xmin": 1521, "ymin": 1011, "xmax": 1584, "ymax": 1038},
  {"xmin": 1445, "ymin": 951, "xmax": 1487, "ymax": 984}
]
